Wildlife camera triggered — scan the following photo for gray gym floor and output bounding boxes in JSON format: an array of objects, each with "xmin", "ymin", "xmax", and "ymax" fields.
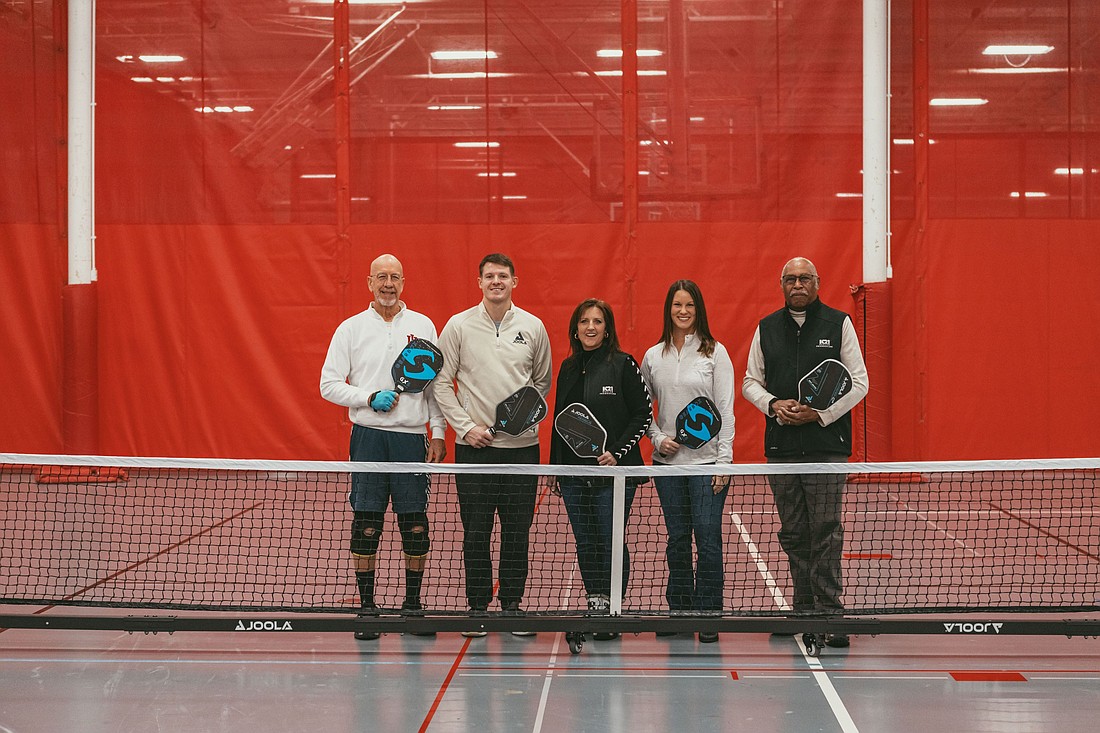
[{"xmin": 3, "ymin": 608, "xmax": 1099, "ymax": 733}]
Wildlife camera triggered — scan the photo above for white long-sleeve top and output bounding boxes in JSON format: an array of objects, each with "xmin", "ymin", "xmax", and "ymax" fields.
[
  {"xmin": 742, "ymin": 310, "xmax": 869, "ymax": 427},
  {"xmin": 640, "ymin": 334, "xmax": 736, "ymax": 465},
  {"xmin": 319, "ymin": 302, "xmax": 446, "ymax": 438}
]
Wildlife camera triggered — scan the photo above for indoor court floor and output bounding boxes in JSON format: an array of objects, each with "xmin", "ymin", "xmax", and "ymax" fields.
[{"xmin": 2, "ymin": 607, "xmax": 1099, "ymax": 733}]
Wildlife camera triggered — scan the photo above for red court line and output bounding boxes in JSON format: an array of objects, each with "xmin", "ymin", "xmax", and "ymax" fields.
[
  {"xmin": 950, "ymin": 671, "xmax": 1027, "ymax": 682},
  {"xmin": 988, "ymin": 502, "xmax": 1100, "ymax": 563},
  {"xmin": 419, "ymin": 636, "xmax": 475, "ymax": 733},
  {"xmin": 420, "ymin": 483, "xmax": 554, "ymax": 732}
]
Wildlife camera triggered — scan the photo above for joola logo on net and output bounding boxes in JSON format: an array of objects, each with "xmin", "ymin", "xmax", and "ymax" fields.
[
  {"xmin": 942, "ymin": 622, "xmax": 1003, "ymax": 634},
  {"xmin": 235, "ymin": 620, "xmax": 293, "ymax": 631}
]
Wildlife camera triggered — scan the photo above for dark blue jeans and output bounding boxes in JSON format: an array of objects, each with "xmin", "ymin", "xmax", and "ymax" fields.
[
  {"xmin": 558, "ymin": 477, "xmax": 637, "ymax": 599},
  {"xmin": 654, "ymin": 474, "xmax": 728, "ymax": 612}
]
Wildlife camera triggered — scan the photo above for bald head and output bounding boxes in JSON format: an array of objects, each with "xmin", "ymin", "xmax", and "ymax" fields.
[
  {"xmin": 780, "ymin": 257, "xmax": 820, "ymax": 312},
  {"xmin": 781, "ymin": 257, "xmax": 818, "ymax": 280},
  {"xmin": 371, "ymin": 253, "xmax": 402, "ymax": 276}
]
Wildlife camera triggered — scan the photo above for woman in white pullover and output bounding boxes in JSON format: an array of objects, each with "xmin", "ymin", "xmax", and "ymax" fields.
[{"xmin": 640, "ymin": 280, "xmax": 735, "ymax": 643}]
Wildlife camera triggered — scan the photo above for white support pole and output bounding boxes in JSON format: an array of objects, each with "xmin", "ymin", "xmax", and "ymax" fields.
[
  {"xmin": 863, "ymin": 0, "xmax": 890, "ymax": 283},
  {"xmin": 609, "ymin": 475, "xmax": 626, "ymax": 616},
  {"xmin": 68, "ymin": 0, "xmax": 96, "ymax": 285}
]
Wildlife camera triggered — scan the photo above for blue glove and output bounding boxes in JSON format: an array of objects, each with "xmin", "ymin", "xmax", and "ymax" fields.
[{"xmin": 370, "ymin": 390, "xmax": 398, "ymax": 412}]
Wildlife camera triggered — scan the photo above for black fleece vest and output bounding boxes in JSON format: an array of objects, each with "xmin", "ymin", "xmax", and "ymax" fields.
[{"xmin": 759, "ymin": 298, "xmax": 852, "ymax": 458}]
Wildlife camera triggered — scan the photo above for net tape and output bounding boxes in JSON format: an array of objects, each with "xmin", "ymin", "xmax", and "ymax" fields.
[{"xmin": 3, "ymin": 453, "xmax": 1099, "ymax": 616}]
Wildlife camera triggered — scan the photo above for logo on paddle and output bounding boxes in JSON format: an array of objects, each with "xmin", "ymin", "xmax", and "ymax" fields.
[{"xmin": 400, "ymin": 347, "xmax": 440, "ymax": 380}]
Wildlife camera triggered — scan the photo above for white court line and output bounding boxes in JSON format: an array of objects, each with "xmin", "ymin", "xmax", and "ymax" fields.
[
  {"xmin": 531, "ymin": 565, "xmax": 576, "ymax": 733},
  {"xmin": 730, "ymin": 509, "xmax": 790, "ymax": 611},
  {"xmin": 833, "ymin": 675, "xmax": 944, "ymax": 680},
  {"xmin": 557, "ymin": 673, "xmax": 727, "ymax": 679},
  {"xmin": 730, "ymin": 509, "xmax": 861, "ymax": 733},
  {"xmin": 461, "ymin": 672, "xmax": 542, "ymax": 677},
  {"xmin": 887, "ymin": 491, "xmax": 980, "ymax": 557}
]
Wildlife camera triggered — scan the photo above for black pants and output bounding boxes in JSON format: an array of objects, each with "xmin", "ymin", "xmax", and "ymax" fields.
[
  {"xmin": 454, "ymin": 444, "xmax": 540, "ymax": 610},
  {"xmin": 766, "ymin": 456, "xmax": 847, "ymax": 613}
]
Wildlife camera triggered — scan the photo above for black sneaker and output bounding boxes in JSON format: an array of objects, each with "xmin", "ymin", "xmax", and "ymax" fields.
[
  {"xmin": 502, "ymin": 601, "xmax": 535, "ymax": 637},
  {"xmin": 355, "ymin": 604, "xmax": 380, "ymax": 641},
  {"xmin": 402, "ymin": 601, "xmax": 435, "ymax": 637},
  {"xmin": 462, "ymin": 605, "xmax": 488, "ymax": 638},
  {"xmin": 698, "ymin": 632, "xmax": 719, "ymax": 644},
  {"xmin": 824, "ymin": 633, "xmax": 850, "ymax": 648},
  {"xmin": 592, "ymin": 632, "xmax": 620, "ymax": 641}
]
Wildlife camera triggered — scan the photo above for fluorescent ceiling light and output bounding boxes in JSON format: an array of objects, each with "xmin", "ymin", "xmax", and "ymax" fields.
[
  {"xmin": 689, "ymin": 116, "xmax": 705, "ymax": 122},
  {"xmin": 892, "ymin": 138, "xmax": 937, "ymax": 145},
  {"xmin": 929, "ymin": 98, "xmax": 988, "ymax": 106},
  {"xmin": 131, "ymin": 77, "xmax": 155, "ymax": 83},
  {"xmin": 300, "ymin": 173, "xmax": 336, "ymax": 179},
  {"xmin": 427, "ymin": 104, "xmax": 482, "ymax": 111},
  {"xmin": 1055, "ymin": 168, "xmax": 1085, "ymax": 175},
  {"xmin": 835, "ymin": 192, "xmax": 863, "ymax": 198},
  {"xmin": 411, "ymin": 72, "xmax": 512, "ymax": 79},
  {"xmin": 502, "ymin": 195, "xmax": 527, "ymax": 200},
  {"xmin": 982, "ymin": 45, "xmax": 1054, "ymax": 56},
  {"xmin": 155, "ymin": 77, "xmax": 175, "ymax": 83},
  {"xmin": 453, "ymin": 141, "xmax": 500, "ymax": 148},
  {"xmin": 597, "ymin": 49, "xmax": 663, "ymax": 57},
  {"xmin": 194, "ymin": 106, "xmax": 253, "ymax": 114},
  {"xmin": 431, "ymin": 50, "xmax": 498, "ymax": 60},
  {"xmin": 477, "ymin": 172, "xmax": 517, "ymax": 177},
  {"xmin": 967, "ymin": 67, "xmax": 1066, "ymax": 74},
  {"xmin": 139, "ymin": 54, "xmax": 185, "ymax": 63},
  {"xmin": 1010, "ymin": 191, "xmax": 1047, "ymax": 198},
  {"xmin": 298, "ymin": 0, "xmax": 418, "ymax": 4},
  {"xmin": 594, "ymin": 69, "xmax": 667, "ymax": 77}
]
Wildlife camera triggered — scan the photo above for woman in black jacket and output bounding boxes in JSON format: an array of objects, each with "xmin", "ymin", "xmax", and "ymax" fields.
[{"xmin": 550, "ymin": 298, "xmax": 652, "ymax": 634}]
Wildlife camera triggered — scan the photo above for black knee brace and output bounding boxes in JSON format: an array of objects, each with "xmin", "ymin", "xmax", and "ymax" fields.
[
  {"xmin": 351, "ymin": 511, "xmax": 385, "ymax": 556},
  {"xmin": 397, "ymin": 512, "xmax": 430, "ymax": 557}
]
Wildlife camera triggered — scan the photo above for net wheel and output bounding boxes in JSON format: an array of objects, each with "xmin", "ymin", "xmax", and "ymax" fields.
[{"xmin": 803, "ymin": 632, "xmax": 820, "ymax": 657}]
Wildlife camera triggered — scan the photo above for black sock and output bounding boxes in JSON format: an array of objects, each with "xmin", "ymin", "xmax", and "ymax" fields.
[
  {"xmin": 356, "ymin": 570, "xmax": 375, "ymax": 608},
  {"xmin": 405, "ymin": 568, "xmax": 424, "ymax": 606}
]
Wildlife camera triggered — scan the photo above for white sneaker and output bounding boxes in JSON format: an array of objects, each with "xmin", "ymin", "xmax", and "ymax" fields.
[
  {"xmin": 510, "ymin": 631, "xmax": 536, "ymax": 637},
  {"xmin": 462, "ymin": 630, "xmax": 487, "ymax": 638},
  {"xmin": 586, "ymin": 594, "xmax": 610, "ymax": 613}
]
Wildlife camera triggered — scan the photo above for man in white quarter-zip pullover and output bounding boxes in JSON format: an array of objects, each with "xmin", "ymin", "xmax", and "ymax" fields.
[{"xmin": 432, "ymin": 253, "xmax": 552, "ymax": 635}]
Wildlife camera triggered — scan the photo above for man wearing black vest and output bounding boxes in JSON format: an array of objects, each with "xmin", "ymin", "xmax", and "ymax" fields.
[{"xmin": 742, "ymin": 257, "xmax": 868, "ymax": 648}]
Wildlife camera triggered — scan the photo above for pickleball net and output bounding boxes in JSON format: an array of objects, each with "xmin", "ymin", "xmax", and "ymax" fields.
[{"xmin": 2, "ymin": 454, "xmax": 1099, "ymax": 620}]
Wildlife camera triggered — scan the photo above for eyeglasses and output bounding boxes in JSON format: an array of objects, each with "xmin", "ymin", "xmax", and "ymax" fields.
[
  {"xmin": 781, "ymin": 274, "xmax": 816, "ymax": 286},
  {"xmin": 372, "ymin": 274, "xmax": 404, "ymax": 284}
]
